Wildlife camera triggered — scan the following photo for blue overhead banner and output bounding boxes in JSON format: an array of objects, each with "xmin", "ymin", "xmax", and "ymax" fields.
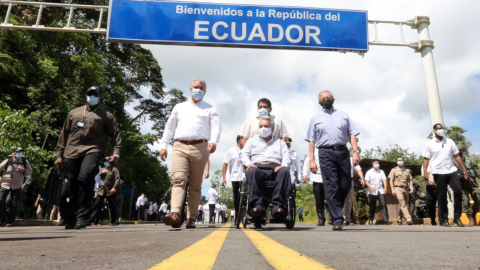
[{"xmin": 107, "ymin": 0, "xmax": 368, "ymax": 51}]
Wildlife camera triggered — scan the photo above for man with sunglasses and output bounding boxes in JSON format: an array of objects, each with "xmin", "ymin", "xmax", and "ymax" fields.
[{"xmin": 55, "ymin": 86, "xmax": 122, "ymax": 229}]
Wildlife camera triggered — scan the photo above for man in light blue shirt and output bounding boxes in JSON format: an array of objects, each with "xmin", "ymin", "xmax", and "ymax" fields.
[
  {"xmin": 241, "ymin": 116, "xmax": 292, "ymax": 220},
  {"xmin": 305, "ymin": 90, "xmax": 360, "ymax": 231}
]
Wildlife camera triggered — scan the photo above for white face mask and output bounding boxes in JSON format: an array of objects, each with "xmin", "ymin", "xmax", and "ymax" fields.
[
  {"xmin": 434, "ymin": 129, "xmax": 445, "ymax": 137},
  {"xmin": 259, "ymin": 127, "xmax": 272, "ymax": 138},
  {"xmin": 373, "ymin": 163, "xmax": 380, "ymax": 169}
]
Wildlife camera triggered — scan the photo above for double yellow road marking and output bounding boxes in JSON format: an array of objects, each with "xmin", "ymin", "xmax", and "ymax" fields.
[{"xmin": 151, "ymin": 224, "xmax": 334, "ymax": 270}]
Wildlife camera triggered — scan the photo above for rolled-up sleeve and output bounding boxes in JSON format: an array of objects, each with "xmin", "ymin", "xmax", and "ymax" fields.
[
  {"xmin": 346, "ymin": 114, "xmax": 360, "ymax": 138},
  {"xmin": 305, "ymin": 116, "xmax": 317, "ymax": 142},
  {"xmin": 209, "ymin": 107, "xmax": 221, "ymax": 145},
  {"xmin": 240, "ymin": 140, "xmax": 253, "ymax": 166},
  {"xmin": 160, "ymin": 106, "xmax": 179, "ymax": 149},
  {"xmin": 280, "ymin": 141, "xmax": 292, "ymax": 167}
]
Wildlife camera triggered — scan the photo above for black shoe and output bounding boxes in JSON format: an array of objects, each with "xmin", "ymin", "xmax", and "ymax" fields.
[
  {"xmin": 384, "ymin": 220, "xmax": 393, "ymax": 225},
  {"xmin": 74, "ymin": 219, "xmax": 87, "ymax": 229},
  {"xmin": 332, "ymin": 222, "xmax": 343, "ymax": 231},
  {"xmin": 431, "ymin": 219, "xmax": 437, "ymax": 226},
  {"xmin": 110, "ymin": 222, "xmax": 118, "ymax": 226},
  {"xmin": 441, "ymin": 221, "xmax": 451, "ymax": 227},
  {"xmin": 397, "ymin": 220, "xmax": 403, "ymax": 225},
  {"xmin": 453, "ymin": 218, "xmax": 465, "ymax": 227},
  {"xmin": 57, "ymin": 219, "xmax": 66, "ymax": 226},
  {"xmin": 368, "ymin": 220, "xmax": 373, "ymax": 225},
  {"xmin": 317, "ymin": 220, "xmax": 325, "ymax": 226},
  {"xmin": 65, "ymin": 222, "xmax": 75, "ymax": 230},
  {"xmin": 407, "ymin": 221, "xmax": 413, "ymax": 225}
]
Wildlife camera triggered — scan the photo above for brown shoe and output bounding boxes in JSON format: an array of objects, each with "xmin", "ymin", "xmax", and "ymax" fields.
[
  {"xmin": 164, "ymin": 213, "xmax": 181, "ymax": 228},
  {"xmin": 186, "ymin": 218, "xmax": 196, "ymax": 229}
]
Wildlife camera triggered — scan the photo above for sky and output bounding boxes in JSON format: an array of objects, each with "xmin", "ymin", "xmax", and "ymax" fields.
[{"xmin": 124, "ymin": 0, "xmax": 480, "ymax": 196}]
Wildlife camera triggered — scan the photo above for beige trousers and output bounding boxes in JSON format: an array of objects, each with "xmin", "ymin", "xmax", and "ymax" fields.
[
  {"xmin": 343, "ymin": 180, "xmax": 354, "ymax": 220},
  {"xmin": 395, "ymin": 187, "xmax": 412, "ymax": 222},
  {"xmin": 171, "ymin": 142, "xmax": 209, "ymax": 219},
  {"xmin": 50, "ymin": 205, "xmax": 60, "ymax": 221}
]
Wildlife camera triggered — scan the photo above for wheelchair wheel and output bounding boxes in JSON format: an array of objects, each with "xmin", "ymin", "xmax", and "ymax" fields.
[{"xmin": 286, "ymin": 185, "xmax": 296, "ymax": 230}]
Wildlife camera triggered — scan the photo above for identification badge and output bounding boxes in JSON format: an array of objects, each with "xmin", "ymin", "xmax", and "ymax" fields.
[{"xmin": 76, "ymin": 121, "xmax": 85, "ymax": 127}]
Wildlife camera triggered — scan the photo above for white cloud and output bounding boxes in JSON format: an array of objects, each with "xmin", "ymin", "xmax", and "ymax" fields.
[{"xmin": 126, "ymin": 0, "xmax": 480, "ymax": 194}]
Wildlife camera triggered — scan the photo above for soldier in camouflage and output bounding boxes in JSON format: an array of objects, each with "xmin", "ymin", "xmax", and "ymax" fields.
[
  {"xmin": 459, "ymin": 146, "xmax": 480, "ymax": 226},
  {"xmin": 354, "ymin": 180, "xmax": 369, "ymax": 224}
]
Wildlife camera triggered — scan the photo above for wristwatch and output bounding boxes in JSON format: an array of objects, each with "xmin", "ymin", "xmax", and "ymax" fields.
[{"xmin": 352, "ymin": 150, "xmax": 359, "ymax": 153}]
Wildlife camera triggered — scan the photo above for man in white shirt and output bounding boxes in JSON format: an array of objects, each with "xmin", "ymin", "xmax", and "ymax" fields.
[
  {"xmin": 302, "ymin": 152, "xmax": 330, "ymax": 226},
  {"xmin": 365, "ymin": 160, "xmax": 390, "ymax": 225},
  {"xmin": 241, "ymin": 116, "xmax": 292, "ymax": 220},
  {"xmin": 218, "ymin": 202, "xmax": 226, "ymax": 223},
  {"xmin": 230, "ymin": 209, "xmax": 235, "ymax": 223},
  {"xmin": 286, "ymin": 138, "xmax": 301, "ymax": 184},
  {"xmin": 238, "ymin": 98, "xmax": 290, "ymax": 144},
  {"xmin": 207, "ymin": 185, "xmax": 218, "ymax": 224},
  {"xmin": 222, "ymin": 135, "xmax": 245, "ymax": 222},
  {"xmin": 422, "ymin": 123, "xmax": 468, "ymax": 227},
  {"xmin": 160, "ymin": 79, "xmax": 221, "ymax": 229},
  {"xmin": 196, "ymin": 204, "xmax": 204, "ymax": 223},
  {"xmin": 157, "ymin": 201, "xmax": 168, "ymax": 222},
  {"xmin": 343, "ymin": 158, "xmax": 364, "ymax": 225},
  {"xmin": 136, "ymin": 193, "xmax": 147, "ymax": 221},
  {"xmin": 215, "ymin": 202, "xmax": 221, "ymax": 223}
]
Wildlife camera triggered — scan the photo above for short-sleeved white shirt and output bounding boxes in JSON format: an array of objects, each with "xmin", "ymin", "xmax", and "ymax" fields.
[
  {"xmin": 239, "ymin": 115, "xmax": 289, "ymax": 139},
  {"xmin": 365, "ymin": 168, "xmax": 387, "ymax": 195},
  {"xmin": 223, "ymin": 146, "xmax": 244, "ymax": 182},
  {"xmin": 422, "ymin": 137, "xmax": 459, "ymax": 175}
]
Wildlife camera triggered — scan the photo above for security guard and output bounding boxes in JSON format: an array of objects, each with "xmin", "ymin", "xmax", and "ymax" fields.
[
  {"xmin": 286, "ymin": 138, "xmax": 301, "ymax": 184},
  {"xmin": 354, "ymin": 180, "xmax": 369, "ymax": 224},
  {"xmin": 54, "ymin": 86, "xmax": 122, "ymax": 229},
  {"xmin": 459, "ymin": 146, "xmax": 480, "ymax": 226},
  {"xmin": 388, "ymin": 157, "xmax": 414, "ymax": 225}
]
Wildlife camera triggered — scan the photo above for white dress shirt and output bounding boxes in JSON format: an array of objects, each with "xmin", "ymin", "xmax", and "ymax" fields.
[
  {"xmin": 198, "ymin": 204, "xmax": 203, "ymax": 211},
  {"xmin": 207, "ymin": 188, "xmax": 219, "ymax": 204},
  {"xmin": 159, "ymin": 99, "xmax": 221, "ymax": 149},
  {"xmin": 239, "ymin": 115, "xmax": 290, "ymax": 139},
  {"xmin": 159, "ymin": 203, "xmax": 168, "ymax": 212},
  {"xmin": 136, "ymin": 195, "xmax": 148, "ymax": 207},
  {"xmin": 230, "ymin": 210, "xmax": 235, "ymax": 216},
  {"xmin": 223, "ymin": 146, "xmax": 244, "ymax": 182},
  {"xmin": 240, "ymin": 136, "xmax": 291, "ymax": 167},
  {"xmin": 303, "ymin": 152, "xmax": 323, "ymax": 183},
  {"xmin": 422, "ymin": 137, "xmax": 459, "ymax": 174},
  {"xmin": 289, "ymin": 150, "xmax": 302, "ymax": 183},
  {"xmin": 365, "ymin": 168, "xmax": 387, "ymax": 195}
]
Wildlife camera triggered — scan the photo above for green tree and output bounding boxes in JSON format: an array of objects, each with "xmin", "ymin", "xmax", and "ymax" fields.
[
  {"xmin": 361, "ymin": 144, "xmax": 422, "ymax": 165},
  {"xmin": 210, "ymin": 170, "xmax": 234, "ymax": 209}
]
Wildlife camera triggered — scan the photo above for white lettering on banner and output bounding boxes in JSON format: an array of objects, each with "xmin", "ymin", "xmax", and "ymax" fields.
[
  {"xmin": 194, "ymin": 21, "xmax": 209, "ymax": 39},
  {"xmin": 212, "ymin": 21, "xmax": 228, "ymax": 40},
  {"xmin": 193, "ymin": 21, "xmax": 322, "ymax": 45},
  {"xmin": 176, "ymin": 5, "xmax": 244, "ymax": 16}
]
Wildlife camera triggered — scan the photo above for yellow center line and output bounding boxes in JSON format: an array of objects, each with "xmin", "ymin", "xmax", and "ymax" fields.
[
  {"xmin": 149, "ymin": 224, "xmax": 230, "ymax": 270},
  {"xmin": 242, "ymin": 228, "xmax": 334, "ymax": 270}
]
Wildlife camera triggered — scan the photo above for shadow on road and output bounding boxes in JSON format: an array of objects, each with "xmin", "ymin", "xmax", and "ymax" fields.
[{"xmin": 0, "ymin": 236, "xmax": 73, "ymax": 242}]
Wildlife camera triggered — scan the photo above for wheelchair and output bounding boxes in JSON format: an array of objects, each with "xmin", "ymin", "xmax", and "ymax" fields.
[{"xmin": 235, "ymin": 176, "xmax": 296, "ymax": 230}]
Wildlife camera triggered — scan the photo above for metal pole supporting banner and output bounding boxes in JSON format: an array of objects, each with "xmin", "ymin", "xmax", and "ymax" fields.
[
  {"xmin": 129, "ymin": 194, "xmax": 132, "ymax": 221},
  {"xmin": 408, "ymin": 16, "xmax": 445, "ymax": 126}
]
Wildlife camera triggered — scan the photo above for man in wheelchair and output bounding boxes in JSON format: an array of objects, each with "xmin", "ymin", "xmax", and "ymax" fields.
[{"xmin": 240, "ymin": 116, "xmax": 292, "ymax": 220}]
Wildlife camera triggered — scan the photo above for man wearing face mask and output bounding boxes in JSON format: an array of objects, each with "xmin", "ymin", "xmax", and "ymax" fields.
[
  {"xmin": 422, "ymin": 123, "xmax": 468, "ymax": 227},
  {"xmin": 305, "ymin": 90, "xmax": 360, "ymax": 230},
  {"xmin": 240, "ymin": 116, "xmax": 292, "ymax": 221},
  {"xmin": 388, "ymin": 157, "xmax": 414, "ymax": 225},
  {"xmin": 239, "ymin": 98, "xmax": 290, "ymax": 145},
  {"xmin": 222, "ymin": 135, "xmax": 245, "ymax": 222},
  {"xmin": 160, "ymin": 79, "xmax": 221, "ymax": 229},
  {"xmin": 88, "ymin": 161, "xmax": 120, "ymax": 226},
  {"xmin": 365, "ymin": 160, "xmax": 390, "ymax": 225},
  {"xmin": 55, "ymin": 86, "xmax": 122, "ymax": 229},
  {"xmin": 0, "ymin": 147, "xmax": 33, "ymax": 227}
]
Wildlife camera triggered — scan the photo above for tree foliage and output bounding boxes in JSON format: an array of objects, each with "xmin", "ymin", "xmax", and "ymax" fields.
[
  {"xmin": 210, "ymin": 170, "xmax": 234, "ymax": 209},
  {"xmin": 361, "ymin": 144, "xmax": 422, "ymax": 165}
]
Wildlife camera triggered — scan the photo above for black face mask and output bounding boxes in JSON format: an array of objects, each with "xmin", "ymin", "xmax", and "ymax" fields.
[{"xmin": 321, "ymin": 99, "xmax": 334, "ymax": 110}]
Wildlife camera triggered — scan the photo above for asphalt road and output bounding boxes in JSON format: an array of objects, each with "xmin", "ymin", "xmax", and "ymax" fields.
[{"xmin": 1, "ymin": 222, "xmax": 479, "ymax": 270}]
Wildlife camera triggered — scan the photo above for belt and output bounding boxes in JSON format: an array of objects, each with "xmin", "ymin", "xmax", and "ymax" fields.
[
  {"xmin": 175, "ymin": 139, "xmax": 207, "ymax": 145},
  {"xmin": 254, "ymin": 162, "xmax": 281, "ymax": 167},
  {"xmin": 317, "ymin": 145, "xmax": 347, "ymax": 150},
  {"xmin": 394, "ymin": 185, "xmax": 407, "ymax": 189}
]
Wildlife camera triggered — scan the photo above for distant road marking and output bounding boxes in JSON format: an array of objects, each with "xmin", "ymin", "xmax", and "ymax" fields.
[
  {"xmin": 149, "ymin": 224, "xmax": 230, "ymax": 270},
  {"xmin": 242, "ymin": 228, "xmax": 334, "ymax": 270}
]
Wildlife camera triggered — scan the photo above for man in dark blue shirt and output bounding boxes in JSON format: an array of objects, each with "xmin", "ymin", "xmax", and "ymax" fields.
[{"xmin": 298, "ymin": 207, "xmax": 304, "ymax": 222}]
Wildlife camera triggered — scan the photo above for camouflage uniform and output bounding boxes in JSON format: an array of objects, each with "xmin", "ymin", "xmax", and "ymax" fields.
[
  {"xmin": 409, "ymin": 182, "xmax": 421, "ymax": 218},
  {"xmin": 355, "ymin": 182, "xmax": 369, "ymax": 219},
  {"xmin": 461, "ymin": 155, "xmax": 480, "ymax": 216}
]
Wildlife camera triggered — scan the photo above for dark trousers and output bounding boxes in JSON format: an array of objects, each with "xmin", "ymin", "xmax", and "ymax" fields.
[
  {"xmin": 426, "ymin": 185, "xmax": 438, "ymax": 220},
  {"xmin": 219, "ymin": 210, "xmax": 225, "ymax": 223},
  {"xmin": 299, "ymin": 214, "xmax": 304, "ymax": 222},
  {"xmin": 158, "ymin": 210, "xmax": 165, "ymax": 222},
  {"xmin": 196, "ymin": 210, "xmax": 203, "ymax": 222},
  {"xmin": 209, "ymin": 204, "xmax": 216, "ymax": 223},
  {"xmin": 313, "ymin": 182, "xmax": 327, "ymax": 222},
  {"xmin": 60, "ymin": 152, "xmax": 102, "ymax": 223},
  {"xmin": 137, "ymin": 205, "xmax": 145, "ymax": 221},
  {"xmin": 232, "ymin": 181, "xmax": 241, "ymax": 220},
  {"xmin": 0, "ymin": 187, "xmax": 21, "ymax": 224},
  {"xmin": 89, "ymin": 194, "xmax": 116, "ymax": 224},
  {"xmin": 369, "ymin": 194, "xmax": 389, "ymax": 221},
  {"xmin": 433, "ymin": 172, "xmax": 462, "ymax": 220},
  {"xmin": 318, "ymin": 148, "xmax": 352, "ymax": 224},
  {"xmin": 247, "ymin": 164, "xmax": 292, "ymax": 212}
]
